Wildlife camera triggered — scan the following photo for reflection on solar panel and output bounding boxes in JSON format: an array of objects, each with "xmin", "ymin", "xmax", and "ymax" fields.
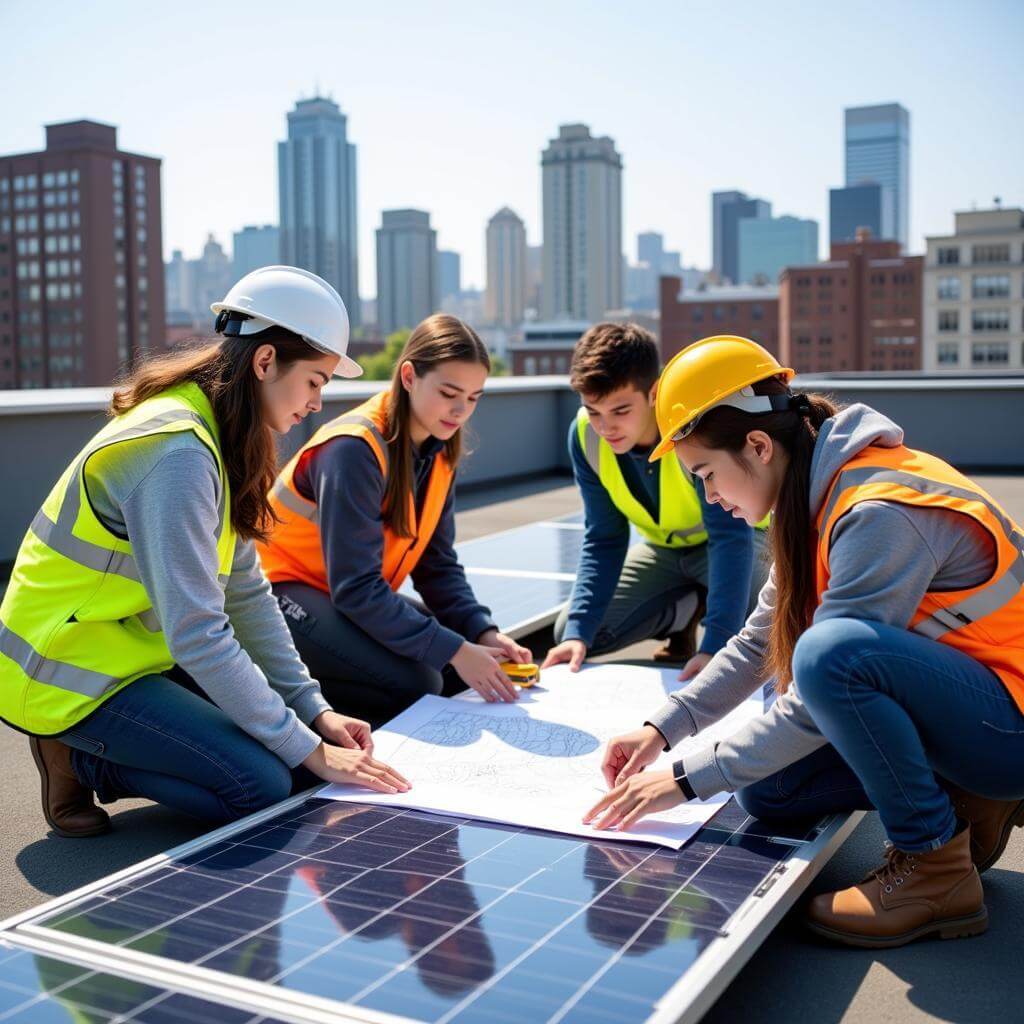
[
  {"xmin": 0, "ymin": 940, "xmax": 285, "ymax": 1022},
  {"xmin": 8, "ymin": 797, "xmax": 856, "ymax": 1024},
  {"xmin": 403, "ymin": 512, "xmax": 644, "ymax": 638}
]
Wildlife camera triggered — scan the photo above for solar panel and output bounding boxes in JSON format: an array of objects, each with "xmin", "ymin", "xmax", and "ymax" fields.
[
  {"xmin": 0, "ymin": 939, "xmax": 286, "ymax": 1022},
  {"xmin": 401, "ymin": 513, "xmax": 643, "ymax": 638},
  {"xmin": 10, "ymin": 796, "xmax": 852, "ymax": 1024}
]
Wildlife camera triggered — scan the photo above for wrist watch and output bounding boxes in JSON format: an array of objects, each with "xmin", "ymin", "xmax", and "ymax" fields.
[{"xmin": 672, "ymin": 759, "xmax": 697, "ymax": 801}]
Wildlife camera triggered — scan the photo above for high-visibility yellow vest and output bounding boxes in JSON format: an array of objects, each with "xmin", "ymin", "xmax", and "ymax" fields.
[
  {"xmin": 576, "ymin": 409, "xmax": 769, "ymax": 547},
  {"xmin": 817, "ymin": 443, "xmax": 1024, "ymax": 714},
  {"xmin": 0, "ymin": 381, "xmax": 236, "ymax": 736}
]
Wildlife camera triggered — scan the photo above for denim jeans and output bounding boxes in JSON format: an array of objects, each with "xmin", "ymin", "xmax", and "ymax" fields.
[
  {"xmin": 553, "ymin": 533, "xmax": 770, "ymax": 656},
  {"xmin": 64, "ymin": 672, "xmax": 318, "ymax": 824},
  {"xmin": 735, "ymin": 617, "xmax": 1024, "ymax": 853}
]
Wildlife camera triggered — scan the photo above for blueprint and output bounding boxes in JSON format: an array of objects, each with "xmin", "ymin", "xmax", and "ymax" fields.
[{"xmin": 320, "ymin": 663, "xmax": 765, "ymax": 849}]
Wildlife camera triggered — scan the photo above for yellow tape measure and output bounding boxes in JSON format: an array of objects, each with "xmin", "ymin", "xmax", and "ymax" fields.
[{"xmin": 500, "ymin": 661, "xmax": 540, "ymax": 687}]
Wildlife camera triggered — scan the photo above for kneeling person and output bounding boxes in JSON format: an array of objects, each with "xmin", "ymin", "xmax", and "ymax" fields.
[{"xmin": 544, "ymin": 324, "xmax": 768, "ymax": 679}]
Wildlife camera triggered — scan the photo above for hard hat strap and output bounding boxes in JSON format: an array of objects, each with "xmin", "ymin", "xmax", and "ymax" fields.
[
  {"xmin": 215, "ymin": 310, "xmax": 254, "ymax": 337},
  {"xmin": 673, "ymin": 389, "xmax": 798, "ymax": 441}
]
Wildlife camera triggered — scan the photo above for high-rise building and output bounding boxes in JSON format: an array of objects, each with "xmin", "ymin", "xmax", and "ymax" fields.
[
  {"xmin": 164, "ymin": 249, "xmax": 193, "ymax": 319},
  {"xmin": 711, "ymin": 191, "xmax": 771, "ymax": 284},
  {"xmin": 233, "ymin": 224, "xmax": 280, "ymax": 279},
  {"xmin": 191, "ymin": 234, "xmax": 233, "ymax": 325},
  {"xmin": 525, "ymin": 244, "xmax": 542, "ymax": 313},
  {"xmin": 844, "ymin": 103, "xmax": 910, "ymax": 250},
  {"xmin": 830, "ymin": 184, "xmax": 894, "ymax": 244},
  {"xmin": 779, "ymin": 229, "xmax": 922, "ymax": 373},
  {"xmin": 278, "ymin": 97, "xmax": 360, "ymax": 326},
  {"xmin": 0, "ymin": 120, "xmax": 165, "ymax": 389},
  {"xmin": 438, "ymin": 250, "xmax": 461, "ymax": 304},
  {"xmin": 541, "ymin": 124, "xmax": 623, "ymax": 322},
  {"xmin": 485, "ymin": 207, "xmax": 527, "ymax": 328},
  {"xmin": 923, "ymin": 207, "xmax": 1024, "ymax": 372},
  {"xmin": 375, "ymin": 209, "xmax": 438, "ymax": 334},
  {"xmin": 738, "ymin": 215, "xmax": 819, "ymax": 284}
]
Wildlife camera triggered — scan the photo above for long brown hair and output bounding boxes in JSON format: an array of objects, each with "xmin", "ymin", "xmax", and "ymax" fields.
[
  {"xmin": 383, "ymin": 315, "xmax": 490, "ymax": 538},
  {"xmin": 110, "ymin": 330, "xmax": 323, "ymax": 542},
  {"xmin": 689, "ymin": 377, "xmax": 838, "ymax": 691}
]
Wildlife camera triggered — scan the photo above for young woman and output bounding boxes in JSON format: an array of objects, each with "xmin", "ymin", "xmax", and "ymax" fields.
[
  {"xmin": 259, "ymin": 314, "xmax": 531, "ymax": 726},
  {"xmin": 585, "ymin": 334, "xmax": 1024, "ymax": 948},
  {"xmin": 0, "ymin": 266, "xmax": 409, "ymax": 839}
]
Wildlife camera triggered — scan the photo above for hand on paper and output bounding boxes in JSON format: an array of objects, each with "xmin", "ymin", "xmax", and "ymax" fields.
[
  {"xmin": 541, "ymin": 639, "xmax": 587, "ymax": 672},
  {"xmin": 313, "ymin": 710, "xmax": 374, "ymax": 753},
  {"xmin": 583, "ymin": 770, "xmax": 684, "ymax": 831},
  {"xmin": 600, "ymin": 725, "xmax": 664, "ymax": 788},
  {"xmin": 303, "ymin": 742, "xmax": 411, "ymax": 794},
  {"xmin": 478, "ymin": 628, "xmax": 533, "ymax": 666},
  {"xmin": 452, "ymin": 640, "xmax": 520, "ymax": 702},
  {"xmin": 677, "ymin": 651, "xmax": 712, "ymax": 682}
]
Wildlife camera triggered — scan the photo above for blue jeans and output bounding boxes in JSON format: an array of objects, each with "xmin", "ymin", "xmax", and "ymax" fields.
[
  {"xmin": 63, "ymin": 673, "xmax": 316, "ymax": 824},
  {"xmin": 735, "ymin": 618, "xmax": 1024, "ymax": 853}
]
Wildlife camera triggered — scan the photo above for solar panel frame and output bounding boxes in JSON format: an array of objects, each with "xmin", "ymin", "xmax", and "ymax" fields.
[{"xmin": 2, "ymin": 794, "xmax": 864, "ymax": 1024}]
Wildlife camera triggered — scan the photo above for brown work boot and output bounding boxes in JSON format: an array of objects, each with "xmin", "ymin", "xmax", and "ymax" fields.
[
  {"xmin": 942, "ymin": 781, "xmax": 1024, "ymax": 874},
  {"xmin": 29, "ymin": 736, "xmax": 111, "ymax": 838},
  {"xmin": 652, "ymin": 593, "xmax": 704, "ymax": 664},
  {"xmin": 805, "ymin": 825, "xmax": 987, "ymax": 948}
]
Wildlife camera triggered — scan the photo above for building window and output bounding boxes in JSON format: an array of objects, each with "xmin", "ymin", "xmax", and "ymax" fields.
[
  {"xmin": 971, "ymin": 342, "xmax": 1009, "ymax": 366},
  {"xmin": 937, "ymin": 247, "xmax": 960, "ymax": 265},
  {"xmin": 972, "ymin": 309, "xmax": 1010, "ymax": 332},
  {"xmin": 524, "ymin": 356, "xmax": 536, "ymax": 374},
  {"xmin": 751, "ymin": 304, "xmax": 763, "ymax": 321},
  {"xmin": 691, "ymin": 307, "xmax": 703, "ymax": 323},
  {"xmin": 972, "ymin": 274, "xmax": 1010, "ymax": 299},
  {"xmin": 937, "ymin": 276, "xmax": 960, "ymax": 300},
  {"xmin": 937, "ymin": 342, "xmax": 959, "ymax": 365},
  {"xmin": 938, "ymin": 310, "xmax": 959, "ymax": 332},
  {"xmin": 712, "ymin": 305, "xmax": 725, "ymax": 322},
  {"xmin": 971, "ymin": 243, "xmax": 1010, "ymax": 264}
]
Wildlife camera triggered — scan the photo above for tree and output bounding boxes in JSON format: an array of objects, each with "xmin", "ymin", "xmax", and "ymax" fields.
[{"xmin": 357, "ymin": 328, "xmax": 411, "ymax": 380}]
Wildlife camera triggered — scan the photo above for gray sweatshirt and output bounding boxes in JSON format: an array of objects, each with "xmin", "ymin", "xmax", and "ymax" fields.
[
  {"xmin": 84, "ymin": 432, "xmax": 331, "ymax": 768},
  {"xmin": 646, "ymin": 403, "xmax": 996, "ymax": 800}
]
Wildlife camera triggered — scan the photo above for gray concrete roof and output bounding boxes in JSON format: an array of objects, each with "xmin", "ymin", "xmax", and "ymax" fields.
[{"xmin": 3, "ymin": 471, "xmax": 1023, "ymax": 1022}]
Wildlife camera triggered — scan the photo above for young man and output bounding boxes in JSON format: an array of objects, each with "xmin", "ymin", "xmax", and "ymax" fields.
[{"xmin": 543, "ymin": 323, "xmax": 769, "ymax": 679}]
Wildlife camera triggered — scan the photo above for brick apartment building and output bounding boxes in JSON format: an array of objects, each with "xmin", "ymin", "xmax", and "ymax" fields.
[
  {"xmin": 660, "ymin": 277, "xmax": 779, "ymax": 362},
  {"xmin": 779, "ymin": 229, "xmax": 922, "ymax": 373},
  {"xmin": 0, "ymin": 120, "xmax": 165, "ymax": 389}
]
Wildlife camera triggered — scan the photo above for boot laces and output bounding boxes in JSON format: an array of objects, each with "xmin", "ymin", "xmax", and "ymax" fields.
[{"xmin": 873, "ymin": 847, "xmax": 918, "ymax": 894}]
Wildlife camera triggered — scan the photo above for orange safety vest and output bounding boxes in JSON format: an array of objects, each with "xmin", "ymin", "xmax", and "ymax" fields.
[
  {"xmin": 816, "ymin": 444, "xmax": 1024, "ymax": 714},
  {"xmin": 258, "ymin": 391, "xmax": 454, "ymax": 593}
]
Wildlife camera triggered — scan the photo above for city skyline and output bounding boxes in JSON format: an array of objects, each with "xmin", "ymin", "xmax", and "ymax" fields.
[{"xmin": 2, "ymin": 1, "xmax": 1021, "ymax": 301}]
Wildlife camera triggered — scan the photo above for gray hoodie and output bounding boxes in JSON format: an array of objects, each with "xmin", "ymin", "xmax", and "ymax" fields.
[{"xmin": 646, "ymin": 403, "xmax": 996, "ymax": 800}]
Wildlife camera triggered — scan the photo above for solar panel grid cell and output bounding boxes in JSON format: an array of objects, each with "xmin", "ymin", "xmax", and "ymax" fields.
[
  {"xmin": 29, "ymin": 798, "xmax": 820, "ymax": 1023},
  {"xmin": 0, "ymin": 943, "xmax": 282, "ymax": 1023}
]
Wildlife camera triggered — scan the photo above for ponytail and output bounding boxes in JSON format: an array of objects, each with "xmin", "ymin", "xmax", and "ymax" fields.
[{"xmin": 689, "ymin": 379, "xmax": 838, "ymax": 690}]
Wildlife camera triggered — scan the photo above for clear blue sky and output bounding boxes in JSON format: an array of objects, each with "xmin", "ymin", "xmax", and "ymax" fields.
[{"xmin": 3, "ymin": 0, "xmax": 1021, "ymax": 296}]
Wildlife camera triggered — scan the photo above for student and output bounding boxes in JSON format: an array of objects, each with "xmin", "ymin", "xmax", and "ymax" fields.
[
  {"xmin": 0, "ymin": 266, "xmax": 409, "ymax": 838},
  {"xmin": 585, "ymin": 334, "xmax": 1024, "ymax": 947},
  {"xmin": 258, "ymin": 314, "xmax": 531, "ymax": 726},
  {"xmin": 543, "ymin": 323, "xmax": 768, "ymax": 679}
]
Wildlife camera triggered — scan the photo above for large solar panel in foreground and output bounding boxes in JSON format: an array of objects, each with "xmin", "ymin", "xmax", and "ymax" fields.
[{"xmin": 8, "ymin": 796, "xmax": 852, "ymax": 1024}]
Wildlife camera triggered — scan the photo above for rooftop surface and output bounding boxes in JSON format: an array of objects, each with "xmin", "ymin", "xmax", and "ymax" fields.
[{"xmin": 3, "ymin": 470, "xmax": 1023, "ymax": 1022}]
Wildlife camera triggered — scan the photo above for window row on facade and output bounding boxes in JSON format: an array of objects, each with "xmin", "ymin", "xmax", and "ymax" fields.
[{"xmin": 936, "ymin": 243, "xmax": 1020, "ymax": 266}]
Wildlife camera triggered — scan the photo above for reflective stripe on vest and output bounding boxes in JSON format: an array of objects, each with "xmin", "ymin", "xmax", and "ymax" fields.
[
  {"xmin": 258, "ymin": 390, "xmax": 454, "ymax": 593},
  {"xmin": 576, "ymin": 410, "xmax": 707, "ymax": 548},
  {"xmin": 0, "ymin": 382, "xmax": 236, "ymax": 735},
  {"xmin": 816, "ymin": 445, "xmax": 1024, "ymax": 713}
]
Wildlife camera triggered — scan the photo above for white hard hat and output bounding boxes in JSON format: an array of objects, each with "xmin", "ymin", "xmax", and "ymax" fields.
[{"xmin": 210, "ymin": 265, "xmax": 362, "ymax": 378}]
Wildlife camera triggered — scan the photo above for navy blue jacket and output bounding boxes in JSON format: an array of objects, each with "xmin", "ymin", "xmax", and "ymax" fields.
[
  {"xmin": 563, "ymin": 420, "xmax": 755, "ymax": 653},
  {"xmin": 294, "ymin": 435, "xmax": 495, "ymax": 670}
]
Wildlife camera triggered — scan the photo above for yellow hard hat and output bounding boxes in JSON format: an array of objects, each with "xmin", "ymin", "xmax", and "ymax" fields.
[{"xmin": 650, "ymin": 335, "xmax": 795, "ymax": 462}]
